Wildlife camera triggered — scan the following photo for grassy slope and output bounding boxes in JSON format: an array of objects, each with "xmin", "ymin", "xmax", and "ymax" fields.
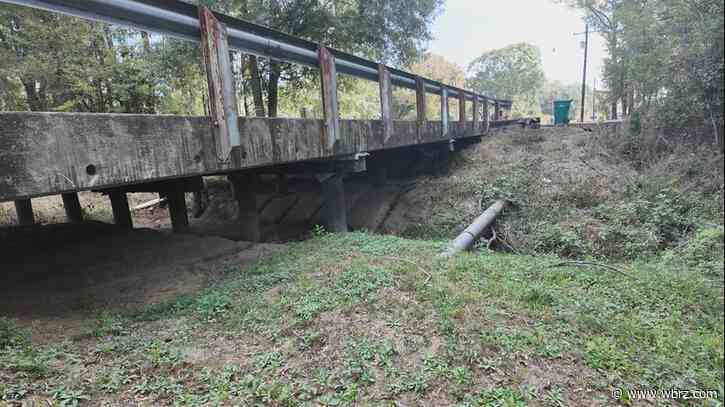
[{"xmin": 2, "ymin": 232, "xmax": 722, "ymax": 406}]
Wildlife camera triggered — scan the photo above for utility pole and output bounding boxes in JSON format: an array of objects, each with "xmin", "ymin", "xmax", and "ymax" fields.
[{"xmin": 579, "ymin": 23, "xmax": 589, "ymax": 123}]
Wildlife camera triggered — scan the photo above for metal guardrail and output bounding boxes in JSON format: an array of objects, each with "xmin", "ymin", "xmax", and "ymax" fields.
[{"xmin": 1, "ymin": 0, "xmax": 512, "ymax": 108}]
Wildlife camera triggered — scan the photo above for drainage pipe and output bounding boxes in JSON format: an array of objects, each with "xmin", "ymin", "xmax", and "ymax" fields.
[{"xmin": 440, "ymin": 200, "xmax": 508, "ymax": 257}]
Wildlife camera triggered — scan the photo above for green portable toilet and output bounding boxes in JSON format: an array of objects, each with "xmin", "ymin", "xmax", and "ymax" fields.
[{"xmin": 553, "ymin": 100, "xmax": 573, "ymax": 125}]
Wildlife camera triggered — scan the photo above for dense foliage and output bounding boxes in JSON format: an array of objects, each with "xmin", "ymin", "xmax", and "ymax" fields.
[
  {"xmin": 466, "ymin": 43, "xmax": 546, "ymax": 117},
  {"xmin": 0, "ymin": 0, "xmax": 444, "ymax": 116},
  {"xmin": 564, "ymin": 0, "xmax": 724, "ymax": 147}
]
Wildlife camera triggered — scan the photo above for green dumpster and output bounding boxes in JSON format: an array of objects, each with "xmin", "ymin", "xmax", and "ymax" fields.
[{"xmin": 553, "ymin": 100, "xmax": 573, "ymax": 125}]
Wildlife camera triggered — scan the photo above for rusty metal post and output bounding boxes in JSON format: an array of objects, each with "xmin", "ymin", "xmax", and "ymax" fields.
[
  {"xmin": 199, "ymin": 6, "xmax": 240, "ymax": 167},
  {"xmin": 441, "ymin": 86, "xmax": 449, "ymax": 137},
  {"xmin": 378, "ymin": 64, "xmax": 393, "ymax": 144},
  {"xmin": 318, "ymin": 46, "xmax": 339, "ymax": 154},
  {"xmin": 482, "ymin": 99, "xmax": 490, "ymax": 133},
  {"xmin": 415, "ymin": 76, "xmax": 427, "ymax": 142},
  {"xmin": 458, "ymin": 91, "xmax": 466, "ymax": 135},
  {"xmin": 472, "ymin": 97, "xmax": 480, "ymax": 134}
]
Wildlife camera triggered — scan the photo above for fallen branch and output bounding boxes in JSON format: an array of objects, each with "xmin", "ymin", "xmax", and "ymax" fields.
[
  {"xmin": 548, "ymin": 260, "xmax": 638, "ymax": 281},
  {"xmin": 382, "ymin": 256, "xmax": 432, "ymax": 285}
]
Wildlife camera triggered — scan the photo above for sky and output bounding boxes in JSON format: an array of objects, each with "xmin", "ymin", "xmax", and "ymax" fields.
[{"xmin": 428, "ymin": 0, "xmax": 606, "ymax": 88}]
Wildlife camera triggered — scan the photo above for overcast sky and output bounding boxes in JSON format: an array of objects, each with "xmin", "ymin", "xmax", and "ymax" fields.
[{"xmin": 428, "ymin": 0, "xmax": 606, "ymax": 88}]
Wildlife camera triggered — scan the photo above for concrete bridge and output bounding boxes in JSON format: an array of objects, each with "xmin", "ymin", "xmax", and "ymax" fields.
[{"xmin": 0, "ymin": 0, "xmax": 524, "ymax": 240}]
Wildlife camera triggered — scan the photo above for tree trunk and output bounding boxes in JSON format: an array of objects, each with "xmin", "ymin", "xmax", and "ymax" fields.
[{"xmin": 247, "ymin": 55, "xmax": 266, "ymax": 117}]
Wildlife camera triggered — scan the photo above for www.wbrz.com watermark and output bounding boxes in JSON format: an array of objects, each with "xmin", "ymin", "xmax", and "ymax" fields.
[{"xmin": 612, "ymin": 387, "xmax": 720, "ymax": 401}]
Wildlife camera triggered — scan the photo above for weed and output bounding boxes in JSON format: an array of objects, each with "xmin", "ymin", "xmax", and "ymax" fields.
[
  {"xmin": 143, "ymin": 340, "xmax": 181, "ymax": 367},
  {"xmin": 86, "ymin": 311, "xmax": 123, "ymax": 337},
  {"xmin": 584, "ymin": 336, "xmax": 628, "ymax": 371},
  {"xmin": 461, "ymin": 386, "xmax": 528, "ymax": 406},
  {"xmin": 521, "ymin": 286, "xmax": 556, "ymax": 309},
  {"xmin": 254, "ymin": 351, "xmax": 282, "ymax": 370},
  {"xmin": 195, "ymin": 291, "xmax": 231, "ymax": 321},
  {"xmin": 0, "ymin": 318, "xmax": 26, "ymax": 348},
  {"xmin": 311, "ymin": 224, "xmax": 327, "ymax": 237},
  {"xmin": 334, "ymin": 263, "xmax": 392, "ymax": 302},
  {"xmin": 51, "ymin": 387, "xmax": 90, "ymax": 407},
  {"xmin": 0, "ymin": 346, "xmax": 50, "ymax": 378}
]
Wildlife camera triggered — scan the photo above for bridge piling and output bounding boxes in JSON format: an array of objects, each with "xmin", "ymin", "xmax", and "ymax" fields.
[
  {"xmin": 109, "ymin": 190, "xmax": 133, "ymax": 230},
  {"xmin": 229, "ymin": 173, "xmax": 262, "ymax": 242},
  {"xmin": 319, "ymin": 173, "xmax": 347, "ymax": 233},
  {"xmin": 61, "ymin": 193, "xmax": 83, "ymax": 223},
  {"xmin": 166, "ymin": 184, "xmax": 189, "ymax": 233},
  {"xmin": 14, "ymin": 199, "xmax": 35, "ymax": 226}
]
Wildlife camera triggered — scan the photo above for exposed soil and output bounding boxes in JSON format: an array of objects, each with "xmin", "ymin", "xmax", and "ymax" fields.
[{"xmin": 0, "ymin": 225, "xmax": 280, "ymax": 343}]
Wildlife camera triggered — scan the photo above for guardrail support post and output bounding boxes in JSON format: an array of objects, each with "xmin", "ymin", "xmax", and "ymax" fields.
[
  {"xmin": 14, "ymin": 199, "xmax": 34, "ymax": 226},
  {"xmin": 458, "ymin": 91, "xmax": 466, "ymax": 135},
  {"xmin": 61, "ymin": 192, "xmax": 83, "ymax": 223},
  {"xmin": 472, "ymin": 97, "xmax": 480, "ymax": 134},
  {"xmin": 441, "ymin": 86, "xmax": 449, "ymax": 137},
  {"xmin": 483, "ymin": 99, "xmax": 490, "ymax": 133},
  {"xmin": 199, "ymin": 6, "xmax": 240, "ymax": 168},
  {"xmin": 318, "ymin": 46, "xmax": 339, "ymax": 154},
  {"xmin": 415, "ymin": 76, "xmax": 427, "ymax": 142},
  {"xmin": 378, "ymin": 64, "xmax": 393, "ymax": 144}
]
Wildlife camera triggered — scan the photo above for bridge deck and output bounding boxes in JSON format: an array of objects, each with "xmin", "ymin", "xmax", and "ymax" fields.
[{"xmin": 0, "ymin": 112, "xmax": 520, "ymax": 202}]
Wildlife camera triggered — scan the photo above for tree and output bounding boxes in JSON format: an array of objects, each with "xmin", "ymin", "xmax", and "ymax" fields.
[
  {"xmin": 393, "ymin": 53, "xmax": 466, "ymax": 119},
  {"xmin": 565, "ymin": 0, "xmax": 724, "ymax": 148},
  {"xmin": 226, "ymin": 0, "xmax": 444, "ymax": 117},
  {"xmin": 466, "ymin": 43, "xmax": 545, "ymax": 116}
]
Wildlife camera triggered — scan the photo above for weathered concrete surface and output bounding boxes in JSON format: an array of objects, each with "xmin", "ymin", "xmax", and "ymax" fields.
[{"xmin": 0, "ymin": 112, "xmax": 520, "ymax": 202}]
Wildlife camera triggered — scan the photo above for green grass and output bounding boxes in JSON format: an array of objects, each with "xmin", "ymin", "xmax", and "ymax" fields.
[{"xmin": 1, "ymin": 232, "xmax": 722, "ymax": 405}]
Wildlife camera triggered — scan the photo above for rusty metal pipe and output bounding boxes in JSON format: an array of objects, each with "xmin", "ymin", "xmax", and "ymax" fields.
[{"xmin": 440, "ymin": 200, "xmax": 508, "ymax": 257}]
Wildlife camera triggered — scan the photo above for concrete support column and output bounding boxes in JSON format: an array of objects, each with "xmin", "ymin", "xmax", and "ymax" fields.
[
  {"xmin": 166, "ymin": 186, "xmax": 189, "ymax": 233},
  {"xmin": 320, "ymin": 173, "xmax": 347, "ymax": 233},
  {"xmin": 229, "ymin": 173, "xmax": 262, "ymax": 242},
  {"xmin": 371, "ymin": 165, "xmax": 388, "ymax": 187},
  {"xmin": 109, "ymin": 190, "xmax": 133, "ymax": 230},
  {"xmin": 14, "ymin": 199, "xmax": 34, "ymax": 225},
  {"xmin": 61, "ymin": 192, "xmax": 83, "ymax": 223}
]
